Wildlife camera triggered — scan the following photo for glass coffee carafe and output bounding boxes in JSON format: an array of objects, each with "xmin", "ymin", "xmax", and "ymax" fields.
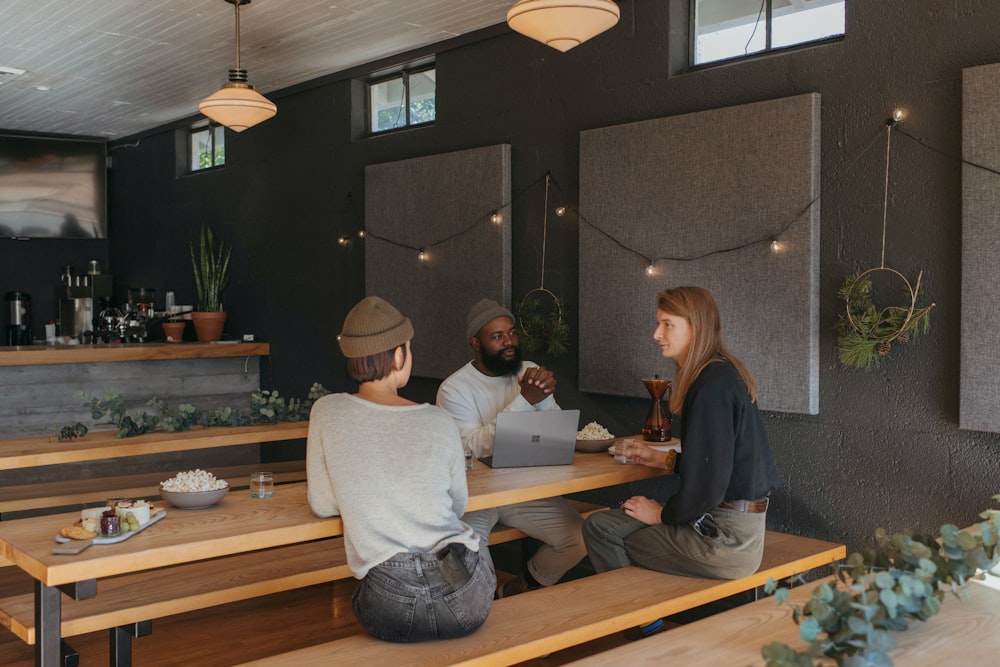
[{"xmin": 641, "ymin": 375, "xmax": 672, "ymax": 442}]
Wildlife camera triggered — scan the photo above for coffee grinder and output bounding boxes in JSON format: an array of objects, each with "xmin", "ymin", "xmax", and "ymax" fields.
[{"xmin": 5, "ymin": 291, "xmax": 32, "ymax": 346}]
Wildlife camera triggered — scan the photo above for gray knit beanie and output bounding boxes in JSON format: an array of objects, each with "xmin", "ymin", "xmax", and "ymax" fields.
[
  {"xmin": 465, "ymin": 298, "xmax": 514, "ymax": 341},
  {"xmin": 338, "ymin": 296, "xmax": 414, "ymax": 358}
]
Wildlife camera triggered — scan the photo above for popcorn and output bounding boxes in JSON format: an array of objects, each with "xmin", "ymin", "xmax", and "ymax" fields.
[
  {"xmin": 577, "ymin": 421, "xmax": 614, "ymax": 440},
  {"xmin": 161, "ymin": 469, "xmax": 229, "ymax": 492}
]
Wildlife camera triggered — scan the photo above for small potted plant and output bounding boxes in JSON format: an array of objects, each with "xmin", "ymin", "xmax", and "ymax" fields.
[
  {"xmin": 189, "ymin": 225, "xmax": 231, "ymax": 342},
  {"xmin": 161, "ymin": 314, "xmax": 186, "ymax": 343}
]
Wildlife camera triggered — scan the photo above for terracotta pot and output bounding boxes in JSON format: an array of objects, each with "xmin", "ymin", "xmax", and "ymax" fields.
[
  {"xmin": 191, "ymin": 311, "xmax": 227, "ymax": 342},
  {"xmin": 162, "ymin": 321, "xmax": 186, "ymax": 343}
]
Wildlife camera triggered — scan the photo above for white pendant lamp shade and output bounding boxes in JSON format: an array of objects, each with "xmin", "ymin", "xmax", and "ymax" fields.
[
  {"xmin": 199, "ymin": 82, "xmax": 276, "ymax": 132},
  {"xmin": 506, "ymin": 0, "xmax": 620, "ymax": 52},
  {"xmin": 199, "ymin": 0, "xmax": 276, "ymax": 132}
]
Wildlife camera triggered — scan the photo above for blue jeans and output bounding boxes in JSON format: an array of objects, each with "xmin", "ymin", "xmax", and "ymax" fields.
[{"xmin": 352, "ymin": 543, "xmax": 496, "ymax": 642}]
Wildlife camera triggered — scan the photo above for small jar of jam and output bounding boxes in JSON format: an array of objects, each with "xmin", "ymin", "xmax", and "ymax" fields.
[{"xmin": 100, "ymin": 509, "xmax": 121, "ymax": 537}]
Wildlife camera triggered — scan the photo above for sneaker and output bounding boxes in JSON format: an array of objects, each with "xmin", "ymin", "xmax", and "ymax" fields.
[{"xmin": 623, "ymin": 618, "xmax": 667, "ymax": 641}]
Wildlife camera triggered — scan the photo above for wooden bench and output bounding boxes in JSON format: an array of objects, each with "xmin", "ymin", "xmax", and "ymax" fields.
[
  {"xmin": 234, "ymin": 531, "xmax": 846, "ymax": 667},
  {"xmin": 0, "ymin": 501, "xmax": 604, "ymax": 664}
]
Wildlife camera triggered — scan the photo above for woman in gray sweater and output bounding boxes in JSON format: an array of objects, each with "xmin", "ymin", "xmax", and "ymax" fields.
[{"xmin": 307, "ymin": 296, "xmax": 495, "ymax": 642}]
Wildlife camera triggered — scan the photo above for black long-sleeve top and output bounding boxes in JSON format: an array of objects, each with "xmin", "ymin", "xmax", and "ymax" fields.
[{"xmin": 659, "ymin": 360, "xmax": 780, "ymax": 525}]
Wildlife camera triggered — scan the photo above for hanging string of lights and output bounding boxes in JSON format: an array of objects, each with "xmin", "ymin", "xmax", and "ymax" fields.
[{"xmin": 337, "ymin": 113, "xmax": 981, "ymax": 275}]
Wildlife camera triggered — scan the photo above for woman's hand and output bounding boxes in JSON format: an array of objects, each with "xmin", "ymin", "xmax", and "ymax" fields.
[
  {"xmin": 615, "ymin": 439, "xmax": 669, "ymax": 469},
  {"xmin": 620, "ymin": 495, "xmax": 663, "ymax": 525}
]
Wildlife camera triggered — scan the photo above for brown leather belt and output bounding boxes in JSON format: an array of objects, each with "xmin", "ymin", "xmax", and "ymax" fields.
[{"xmin": 719, "ymin": 498, "xmax": 769, "ymax": 513}]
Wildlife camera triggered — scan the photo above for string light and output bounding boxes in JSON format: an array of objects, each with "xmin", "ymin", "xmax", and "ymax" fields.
[
  {"xmin": 891, "ymin": 108, "xmax": 906, "ymax": 122},
  {"xmin": 645, "ymin": 262, "xmax": 656, "ymax": 276},
  {"xmin": 555, "ymin": 206, "xmax": 567, "ymax": 217},
  {"xmin": 337, "ymin": 236, "xmax": 351, "ymax": 246},
  {"xmin": 346, "ymin": 173, "xmax": 553, "ymax": 256},
  {"xmin": 770, "ymin": 239, "xmax": 785, "ymax": 253},
  {"xmin": 417, "ymin": 248, "xmax": 427, "ymax": 261}
]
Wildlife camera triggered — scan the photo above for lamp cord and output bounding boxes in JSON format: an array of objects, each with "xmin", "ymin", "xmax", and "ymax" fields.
[
  {"xmin": 881, "ymin": 121, "xmax": 894, "ymax": 269},
  {"xmin": 233, "ymin": 0, "xmax": 242, "ymax": 71},
  {"xmin": 540, "ymin": 173, "xmax": 550, "ymax": 289}
]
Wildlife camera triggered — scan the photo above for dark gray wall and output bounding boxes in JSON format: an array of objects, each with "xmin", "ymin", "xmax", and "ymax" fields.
[{"xmin": 19, "ymin": 0, "xmax": 998, "ymax": 553}]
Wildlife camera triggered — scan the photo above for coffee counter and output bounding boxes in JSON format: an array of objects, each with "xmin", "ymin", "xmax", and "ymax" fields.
[
  {"xmin": 0, "ymin": 341, "xmax": 270, "ymax": 366},
  {"xmin": 0, "ymin": 342, "xmax": 276, "ymax": 481}
]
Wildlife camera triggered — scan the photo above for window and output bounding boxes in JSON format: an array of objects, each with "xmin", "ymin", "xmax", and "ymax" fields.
[
  {"xmin": 692, "ymin": 0, "xmax": 844, "ymax": 66},
  {"xmin": 368, "ymin": 67, "xmax": 436, "ymax": 134},
  {"xmin": 190, "ymin": 121, "xmax": 225, "ymax": 171}
]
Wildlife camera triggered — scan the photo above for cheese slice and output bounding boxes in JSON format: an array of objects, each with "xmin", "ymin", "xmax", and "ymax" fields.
[{"xmin": 81, "ymin": 507, "xmax": 105, "ymax": 522}]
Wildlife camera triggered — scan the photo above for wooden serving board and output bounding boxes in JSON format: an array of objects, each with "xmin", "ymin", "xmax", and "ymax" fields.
[{"xmin": 54, "ymin": 511, "xmax": 167, "ymax": 545}]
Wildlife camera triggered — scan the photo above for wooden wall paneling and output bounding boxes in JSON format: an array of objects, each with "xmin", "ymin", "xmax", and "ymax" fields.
[
  {"xmin": 578, "ymin": 94, "xmax": 821, "ymax": 415},
  {"xmin": 364, "ymin": 145, "xmax": 512, "ymax": 379}
]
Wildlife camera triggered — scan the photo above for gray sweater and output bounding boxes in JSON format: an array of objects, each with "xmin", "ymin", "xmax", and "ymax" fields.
[{"xmin": 306, "ymin": 393, "xmax": 479, "ymax": 579}]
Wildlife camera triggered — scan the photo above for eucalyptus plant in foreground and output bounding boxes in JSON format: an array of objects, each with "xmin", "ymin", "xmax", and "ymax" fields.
[{"xmin": 761, "ymin": 495, "xmax": 1000, "ymax": 667}]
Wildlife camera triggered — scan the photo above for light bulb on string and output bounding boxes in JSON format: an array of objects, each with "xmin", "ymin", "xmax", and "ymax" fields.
[
  {"xmin": 645, "ymin": 262, "xmax": 656, "ymax": 276},
  {"xmin": 337, "ymin": 236, "xmax": 350, "ymax": 247},
  {"xmin": 891, "ymin": 108, "xmax": 906, "ymax": 123},
  {"xmin": 770, "ymin": 239, "xmax": 785, "ymax": 253},
  {"xmin": 555, "ymin": 206, "xmax": 567, "ymax": 217},
  {"xmin": 357, "ymin": 230, "xmax": 366, "ymax": 239},
  {"xmin": 490, "ymin": 211, "xmax": 503, "ymax": 224},
  {"xmin": 417, "ymin": 248, "xmax": 427, "ymax": 261}
]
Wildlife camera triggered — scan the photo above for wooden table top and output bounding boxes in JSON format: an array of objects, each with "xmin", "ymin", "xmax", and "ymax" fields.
[
  {"xmin": 567, "ymin": 576, "xmax": 1000, "ymax": 666},
  {"xmin": 0, "ymin": 452, "xmax": 665, "ymax": 587}
]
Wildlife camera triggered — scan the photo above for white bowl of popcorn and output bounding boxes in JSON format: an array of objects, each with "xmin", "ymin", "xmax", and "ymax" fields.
[
  {"xmin": 159, "ymin": 469, "xmax": 230, "ymax": 509},
  {"xmin": 575, "ymin": 421, "xmax": 615, "ymax": 453}
]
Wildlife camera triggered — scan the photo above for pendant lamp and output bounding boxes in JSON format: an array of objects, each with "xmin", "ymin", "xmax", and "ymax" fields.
[
  {"xmin": 506, "ymin": 0, "xmax": 621, "ymax": 52},
  {"xmin": 199, "ymin": 0, "xmax": 276, "ymax": 132}
]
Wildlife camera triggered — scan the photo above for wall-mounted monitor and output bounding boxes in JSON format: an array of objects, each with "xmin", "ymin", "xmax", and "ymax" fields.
[{"xmin": 0, "ymin": 135, "xmax": 107, "ymax": 239}]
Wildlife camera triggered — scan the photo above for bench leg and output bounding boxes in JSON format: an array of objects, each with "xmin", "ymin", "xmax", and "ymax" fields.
[
  {"xmin": 108, "ymin": 621, "xmax": 152, "ymax": 667},
  {"xmin": 60, "ymin": 640, "xmax": 79, "ymax": 667}
]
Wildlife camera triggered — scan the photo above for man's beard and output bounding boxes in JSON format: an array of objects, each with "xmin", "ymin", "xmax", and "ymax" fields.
[{"xmin": 480, "ymin": 344, "xmax": 523, "ymax": 376}]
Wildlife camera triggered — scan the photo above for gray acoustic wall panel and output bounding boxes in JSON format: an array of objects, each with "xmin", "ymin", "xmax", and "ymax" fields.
[
  {"xmin": 960, "ymin": 63, "xmax": 1000, "ymax": 433},
  {"xmin": 578, "ymin": 93, "xmax": 820, "ymax": 414},
  {"xmin": 365, "ymin": 144, "xmax": 511, "ymax": 379}
]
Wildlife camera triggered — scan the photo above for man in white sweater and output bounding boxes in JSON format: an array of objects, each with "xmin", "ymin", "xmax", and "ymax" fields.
[{"xmin": 437, "ymin": 298, "xmax": 586, "ymax": 596}]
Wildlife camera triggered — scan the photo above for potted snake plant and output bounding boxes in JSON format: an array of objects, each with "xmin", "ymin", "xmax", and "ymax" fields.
[{"xmin": 189, "ymin": 225, "xmax": 231, "ymax": 342}]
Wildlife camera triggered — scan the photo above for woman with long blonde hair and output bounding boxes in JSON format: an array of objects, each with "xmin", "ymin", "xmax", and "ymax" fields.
[{"xmin": 583, "ymin": 286, "xmax": 779, "ymax": 639}]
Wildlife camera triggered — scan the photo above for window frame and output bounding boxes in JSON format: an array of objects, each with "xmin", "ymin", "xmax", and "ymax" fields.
[
  {"xmin": 366, "ymin": 64, "xmax": 436, "ymax": 136},
  {"xmin": 689, "ymin": 0, "xmax": 844, "ymax": 68},
  {"xmin": 189, "ymin": 121, "xmax": 225, "ymax": 173}
]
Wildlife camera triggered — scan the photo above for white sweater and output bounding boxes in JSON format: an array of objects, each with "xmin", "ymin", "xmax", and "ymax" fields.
[
  {"xmin": 436, "ymin": 361, "xmax": 560, "ymax": 458},
  {"xmin": 306, "ymin": 393, "xmax": 479, "ymax": 579}
]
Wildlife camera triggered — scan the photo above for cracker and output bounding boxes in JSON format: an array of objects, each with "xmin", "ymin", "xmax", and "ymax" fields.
[{"xmin": 60, "ymin": 524, "xmax": 97, "ymax": 540}]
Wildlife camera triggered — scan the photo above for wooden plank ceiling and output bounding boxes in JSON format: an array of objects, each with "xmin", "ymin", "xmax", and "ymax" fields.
[{"xmin": 0, "ymin": 0, "xmax": 511, "ymax": 138}]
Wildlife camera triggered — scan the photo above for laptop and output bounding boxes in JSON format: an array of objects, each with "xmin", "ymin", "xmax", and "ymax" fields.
[{"xmin": 480, "ymin": 409, "xmax": 580, "ymax": 468}]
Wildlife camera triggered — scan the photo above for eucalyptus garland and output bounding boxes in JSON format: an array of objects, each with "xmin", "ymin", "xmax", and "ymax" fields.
[
  {"xmin": 835, "ymin": 271, "xmax": 934, "ymax": 371},
  {"xmin": 64, "ymin": 383, "xmax": 331, "ymax": 439},
  {"xmin": 762, "ymin": 494, "xmax": 1000, "ymax": 667}
]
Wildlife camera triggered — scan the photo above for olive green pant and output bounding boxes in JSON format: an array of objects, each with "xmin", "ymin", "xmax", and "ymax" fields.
[{"xmin": 582, "ymin": 506, "xmax": 766, "ymax": 580}]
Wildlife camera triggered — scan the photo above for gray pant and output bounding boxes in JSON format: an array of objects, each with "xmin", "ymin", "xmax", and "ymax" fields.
[
  {"xmin": 583, "ymin": 506, "xmax": 766, "ymax": 580},
  {"xmin": 464, "ymin": 497, "xmax": 586, "ymax": 587}
]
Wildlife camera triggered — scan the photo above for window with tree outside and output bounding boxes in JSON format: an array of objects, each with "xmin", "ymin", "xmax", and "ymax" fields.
[
  {"xmin": 693, "ymin": 0, "xmax": 844, "ymax": 66},
  {"xmin": 190, "ymin": 122, "xmax": 225, "ymax": 172},
  {"xmin": 369, "ymin": 67, "xmax": 436, "ymax": 134}
]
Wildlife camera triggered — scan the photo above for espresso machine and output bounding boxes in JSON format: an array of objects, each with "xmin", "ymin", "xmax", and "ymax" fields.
[
  {"xmin": 58, "ymin": 263, "xmax": 113, "ymax": 341},
  {"xmin": 5, "ymin": 291, "xmax": 32, "ymax": 346}
]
